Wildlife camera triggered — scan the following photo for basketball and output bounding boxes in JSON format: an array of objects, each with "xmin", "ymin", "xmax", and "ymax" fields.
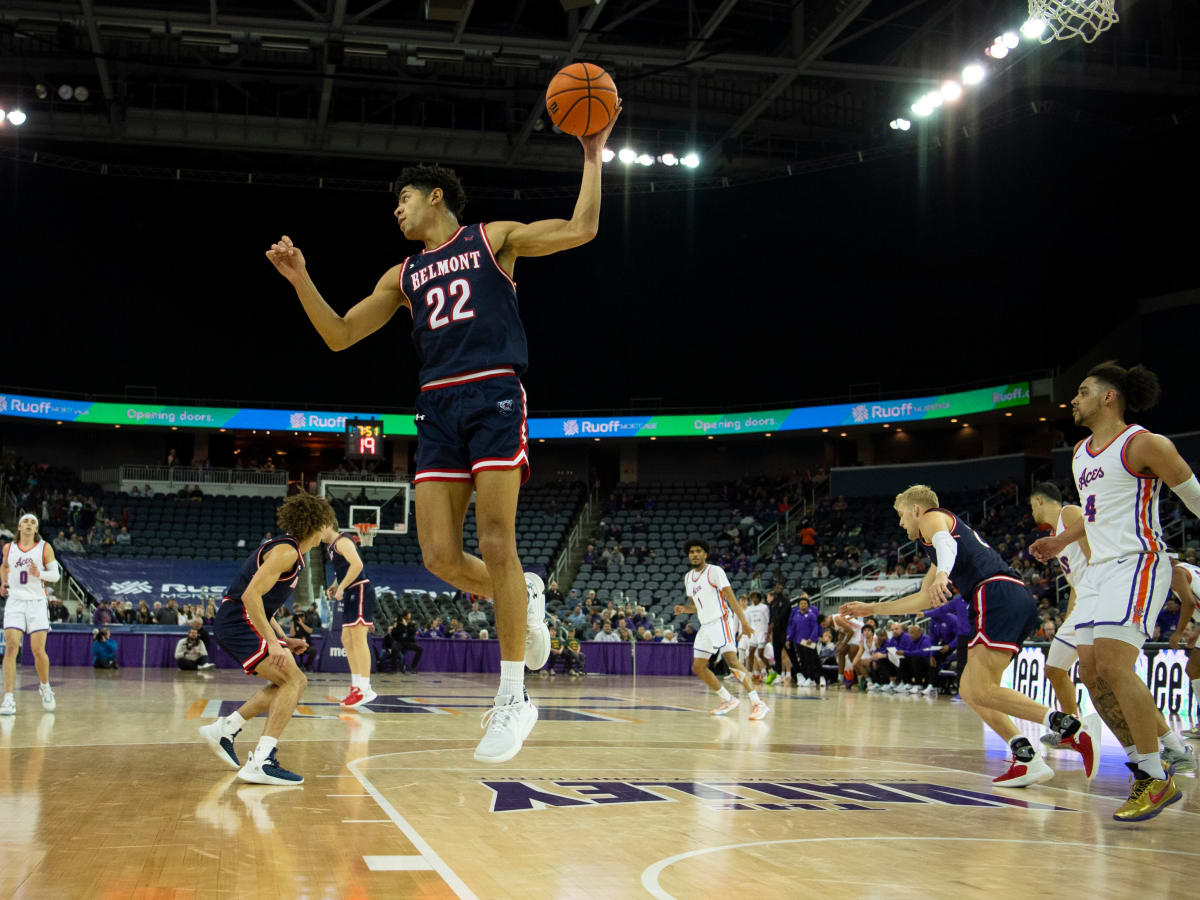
[{"xmin": 544, "ymin": 62, "xmax": 618, "ymax": 137}]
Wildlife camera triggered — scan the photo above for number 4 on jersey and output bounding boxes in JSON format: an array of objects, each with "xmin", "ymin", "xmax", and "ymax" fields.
[{"xmin": 1084, "ymin": 495, "xmax": 1097, "ymax": 522}]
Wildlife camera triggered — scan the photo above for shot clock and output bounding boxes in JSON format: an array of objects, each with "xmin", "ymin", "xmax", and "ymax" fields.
[{"xmin": 345, "ymin": 418, "xmax": 384, "ymax": 461}]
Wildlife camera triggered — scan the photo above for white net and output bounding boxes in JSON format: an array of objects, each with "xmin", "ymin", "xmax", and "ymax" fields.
[
  {"xmin": 355, "ymin": 523, "xmax": 377, "ymax": 547},
  {"xmin": 1028, "ymin": 0, "xmax": 1118, "ymax": 44}
]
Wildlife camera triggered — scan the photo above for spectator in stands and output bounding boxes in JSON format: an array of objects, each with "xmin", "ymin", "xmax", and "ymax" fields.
[
  {"xmin": 594, "ymin": 622, "xmax": 620, "ymax": 642},
  {"xmin": 567, "ymin": 605, "xmax": 587, "ymax": 631},
  {"xmin": 92, "ymin": 628, "xmax": 118, "ymax": 669},
  {"xmin": 134, "ymin": 601, "xmax": 152, "ymax": 625},
  {"xmin": 545, "ymin": 579, "xmax": 563, "ymax": 609},
  {"xmin": 448, "ymin": 618, "xmax": 469, "ymax": 639},
  {"xmin": 564, "ymin": 631, "xmax": 585, "ymax": 675},
  {"xmin": 817, "ymin": 627, "xmax": 836, "ymax": 664},
  {"xmin": 467, "ymin": 601, "xmax": 489, "ymax": 631},
  {"xmin": 616, "ymin": 618, "xmax": 633, "ymax": 642},
  {"xmin": 1155, "ymin": 597, "xmax": 1182, "ymax": 641},
  {"xmin": 48, "ymin": 598, "xmax": 70, "ymax": 623},
  {"xmin": 583, "ymin": 589, "xmax": 598, "ymax": 612},
  {"xmin": 73, "ymin": 602, "xmax": 89, "ymax": 623},
  {"xmin": 166, "ymin": 448, "xmax": 179, "ymax": 467},
  {"xmin": 190, "ymin": 617, "xmax": 213, "ymax": 656},
  {"xmin": 662, "ymin": 630, "xmax": 677, "ymax": 644},
  {"xmin": 203, "ymin": 600, "xmax": 217, "ymax": 624},
  {"xmin": 899, "ymin": 624, "xmax": 934, "ymax": 694},
  {"xmin": 117, "ymin": 601, "xmax": 135, "ymax": 624},
  {"xmin": 584, "ymin": 543, "xmax": 597, "ymax": 564},
  {"xmin": 175, "ymin": 628, "xmax": 213, "ymax": 670},
  {"xmin": 546, "ymin": 613, "xmax": 568, "ymax": 644},
  {"xmin": 116, "ymin": 526, "xmax": 131, "ymax": 546},
  {"xmin": 681, "ymin": 623, "xmax": 696, "ymax": 643},
  {"xmin": 92, "ymin": 600, "xmax": 114, "ymax": 626},
  {"xmin": 154, "ymin": 598, "xmax": 176, "ymax": 625}
]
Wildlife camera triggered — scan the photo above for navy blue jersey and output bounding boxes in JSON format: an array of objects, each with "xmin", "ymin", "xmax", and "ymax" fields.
[
  {"xmin": 223, "ymin": 536, "xmax": 305, "ymax": 618},
  {"xmin": 920, "ymin": 509, "xmax": 1018, "ymax": 595},
  {"xmin": 328, "ymin": 531, "xmax": 369, "ymax": 587},
  {"xmin": 400, "ymin": 223, "xmax": 529, "ymax": 386}
]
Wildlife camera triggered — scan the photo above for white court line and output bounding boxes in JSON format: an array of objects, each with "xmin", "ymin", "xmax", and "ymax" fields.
[
  {"xmin": 640, "ymin": 838, "xmax": 1200, "ymax": 900},
  {"xmin": 348, "ymin": 751, "xmax": 479, "ymax": 900},
  {"xmin": 364, "ymin": 855, "xmax": 435, "ymax": 871},
  {"xmin": 344, "ymin": 819, "xmax": 391, "ymax": 823}
]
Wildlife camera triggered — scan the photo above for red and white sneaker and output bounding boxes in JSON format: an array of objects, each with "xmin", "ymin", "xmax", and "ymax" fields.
[
  {"xmin": 1062, "ymin": 715, "xmax": 1099, "ymax": 780},
  {"xmin": 993, "ymin": 753, "xmax": 1054, "ymax": 788},
  {"xmin": 340, "ymin": 687, "xmax": 378, "ymax": 708},
  {"xmin": 748, "ymin": 701, "xmax": 770, "ymax": 721},
  {"xmin": 711, "ymin": 697, "xmax": 740, "ymax": 717}
]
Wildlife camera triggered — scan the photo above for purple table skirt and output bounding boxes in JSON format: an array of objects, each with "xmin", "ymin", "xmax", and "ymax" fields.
[{"xmin": 14, "ymin": 629, "xmax": 695, "ymax": 676}]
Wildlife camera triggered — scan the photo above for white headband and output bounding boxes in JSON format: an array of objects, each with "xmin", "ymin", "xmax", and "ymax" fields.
[{"xmin": 18, "ymin": 514, "xmax": 38, "ymax": 528}]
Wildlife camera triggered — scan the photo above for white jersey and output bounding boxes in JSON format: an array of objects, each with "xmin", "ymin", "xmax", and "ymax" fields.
[
  {"xmin": 1055, "ymin": 507, "xmax": 1089, "ymax": 589},
  {"xmin": 843, "ymin": 616, "xmax": 864, "ymax": 646},
  {"xmin": 1175, "ymin": 562, "xmax": 1200, "ymax": 619},
  {"xmin": 5, "ymin": 539, "xmax": 49, "ymax": 602},
  {"xmin": 1072, "ymin": 425, "xmax": 1164, "ymax": 565},
  {"xmin": 745, "ymin": 602, "xmax": 770, "ymax": 637},
  {"xmin": 684, "ymin": 564, "xmax": 731, "ymax": 626}
]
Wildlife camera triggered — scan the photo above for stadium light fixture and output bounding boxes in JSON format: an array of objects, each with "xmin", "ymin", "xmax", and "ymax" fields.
[
  {"xmin": 987, "ymin": 40, "xmax": 1009, "ymax": 59},
  {"xmin": 660, "ymin": 152, "xmax": 678, "ymax": 166},
  {"xmin": 925, "ymin": 91, "xmax": 944, "ymax": 108},
  {"xmin": 911, "ymin": 97, "xmax": 933, "ymax": 117},
  {"xmin": 962, "ymin": 63, "xmax": 985, "ymax": 85},
  {"xmin": 601, "ymin": 147, "xmax": 615, "ymax": 162},
  {"xmin": 0, "ymin": 108, "xmax": 6, "ymax": 124},
  {"xmin": 7, "ymin": 110, "xmax": 27, "ymax": 125},
  {"xmin": 636, "ymin": 153, "xmax": 654, "ymax": 166},
  {"xmin": 618, "ymin": 147, "xmax": 636, "ymax": 164},
  {"xmin": 57, "ymin": 84, "xmax": 74, "ymax": 100},
  {"xmin": 940, "ymin": 80, "xmax": 962, "ymax": 102},
  {"xmin": 681, "ymin": 152, "xmax": 700, "ymax": 168},
  {"xmin": 74, "ymin": 86, "xmax": 89, "ymax": 102},
  {"xmin": 1021, "ymin": 17, "xmax": 1047, "ymax": 40},
  {"xmin": 889, "ymin": 118, "xmax": 912, "ymax": 131},
  {"xmin": 1001, "ymin": 31, "xmax": 1020, "ymax": 48}
]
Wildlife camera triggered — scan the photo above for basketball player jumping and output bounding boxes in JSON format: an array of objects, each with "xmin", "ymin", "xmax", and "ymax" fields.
[
  {"xmin": 1031, "ymin": 362, "xmax": 1200, "ymax": 820},
  {"xmin": 199, "ymin": 493, "xmax": 336, "ymax": 785},
  {"xmin": 321, "ymin": 525, "xmax": 377, "ymax": 708},
  {"xmin": 0, "ymin": 514, "xmax": 59, "ymax": 715},
  {"xmin": 840, "ymin": 485, "xmax": 1096, "ymax": 787},
  {"xmin": 674, "ymin": 540, "xmax": 769, "ymax": 720},
  {"xmin": 268, "ymin": 99, "xmax": 621, "ymax": 763}
]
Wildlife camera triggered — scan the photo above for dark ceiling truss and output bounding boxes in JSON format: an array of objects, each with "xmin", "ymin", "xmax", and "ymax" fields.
[{"xmin": 0, "ymin": 0, "xmax": 1195, "ymax": 178}]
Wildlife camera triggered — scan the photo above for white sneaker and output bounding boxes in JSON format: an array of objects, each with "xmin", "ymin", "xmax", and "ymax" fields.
[
  {"xmin": 474, "ymin": 692, "xmax": 538, "ymax": 763},
  {"xmin": 922, "ymin": 684, "xmax": 937, "ymax": 695},
  {"xmin": 523, "ymin": 573, "xmax": 550, "ymax": 670},
  {"xmin": 881, "ymin": 683, "xmax": 895, "ymax": 693},
  {"xmin": 711, "ymin": 697, "xmax": 740, "ymax": 717},
  {"xmin": 199, "ymin": 719, "xmax": 242, "ymax": 769},
  {"xmin": 748, "ymin": 701, "xmax": 770, "ymax": 721},
  {"xmin": 867, "ymin": 682, "xmax": 879, "ymax": 692},
  {"xmin": 237, "ymin": 747, "xmax": 304, "ymax": 785},
  {"xmin": 0, "ymin": 695, "xmax": 14, "ymax": 716},
  {"xmin": 906, "ymin": 684, "xmax": 921, "ymax": 694},
  {"xmin": 39, "ymin": 686, "xmax": 56, "ymax": 711}
]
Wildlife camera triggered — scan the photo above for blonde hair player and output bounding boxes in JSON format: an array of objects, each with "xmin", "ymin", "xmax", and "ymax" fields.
[
  {"xmin": 0, "ymin": 514, "xmax": 59, "ymax": 715},
  {"xmin": 675, "ymin": 539, "xmax": 769, "ymax": 720},
  {"xmin": 1031, "ymin": 361, "xmax": 1200, "ymax": 820},
  {"xmin": 840, "ymin": 485, "xmax": 1096, "ymax": 787}
]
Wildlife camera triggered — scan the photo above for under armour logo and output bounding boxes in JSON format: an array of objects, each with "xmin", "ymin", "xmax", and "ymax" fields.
[{"xmin": 414, "ymin": 413, "xmax": 427, "ymax": 422}]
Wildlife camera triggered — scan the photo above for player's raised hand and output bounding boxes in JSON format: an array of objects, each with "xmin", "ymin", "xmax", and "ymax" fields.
[
  {"xmin": 265, "ymin": 235, "xmax": 307, "ymax": 283},
  {"xmin": 28, "ymin": 561, "xmax": 41, "ymax": 579},
  {"xmin": 673, "ymin": 604, "xmax": 686, "ymax": 615},
  {"xmin": 578, "ymin": 97, "xmax": 622, "ymax": 158},
  {"xmin": 838, "ymin": 601, "xmax": 870, "ymax": 617}
]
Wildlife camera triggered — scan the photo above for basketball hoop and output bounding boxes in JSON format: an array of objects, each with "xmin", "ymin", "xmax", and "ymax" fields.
[
  {"xmin": 354, "ymin": 522, "xmax": 378, "ymax": 548},
  {"xmin": 1027, "ymin": 0, "xmax": 1118, "ymax": 44}
]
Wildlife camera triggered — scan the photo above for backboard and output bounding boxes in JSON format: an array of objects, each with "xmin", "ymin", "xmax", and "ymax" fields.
[{"xmin": 318, "ymin": 478, "xmax": 411, "ymax": 536}]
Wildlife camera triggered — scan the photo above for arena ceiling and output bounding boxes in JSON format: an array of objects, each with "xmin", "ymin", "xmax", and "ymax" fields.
[{"xmin": 1, "ymin": 0, "xmax": 1198, "ymax": 183}]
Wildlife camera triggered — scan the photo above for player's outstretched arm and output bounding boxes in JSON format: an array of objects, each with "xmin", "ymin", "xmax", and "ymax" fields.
[
  {"xmin": 485, "ymin": 99, "xmax": 622, "ymax": 262},
  {"xmin": 266, "ymin": 235, "xmax": 406, "ymax": 351},
  {"xmin": 840, "ymin": 568, "xmax": 940, "ymax": 618}
]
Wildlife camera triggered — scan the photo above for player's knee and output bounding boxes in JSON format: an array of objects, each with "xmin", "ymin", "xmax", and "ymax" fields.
[
  {"xmin": 420, "ymin": 542, "xmax": 459, "ymax": 579},
  {"xmin": 476, "ymin": 530, "xmax": 518, "ymax": 565},
  {"xmin": 1093, "ymin": 653, "xmax": 1126, "ymax": 685},
  {"xmin": 959, "ymin": 676, "xmax": 985, "ymax": 706}
]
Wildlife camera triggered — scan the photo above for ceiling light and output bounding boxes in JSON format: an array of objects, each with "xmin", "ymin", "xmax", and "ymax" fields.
[
  {"xmin": 1001, "ymin": 31, "xmax": 1020, "ymax": 49},
  {"xmin": 636, "ymin": 153, "xmax": 654, "ymax": 166},
  {"xmin": 601, "ymin": 147, "xmax": 614, "ymax": 162},
  {"xmin": 1021, "ymin": 17, "xmax": 1047, "ymax": 40},
  {"xmin": 987, "ymin": 41, "xmax": 1009, "ymax": 59},
  {"xmin": 681, "ymin": 152, "xmax": 700, "ymax": 168},
  {"xmin": 940, "ymin": 80, "xmax": 962, "ymax": 102},
  {"xmin": 962, "ymin": 64, "xmax": 985, "ymax": 85},
  {"xmin": 57, "ymin": 84, "xmax": 74, "ymax": 100},
  {"xmin": 35, "ymin": 84, "xmax": 48, "ymax": 99},
  {"xmin": 618, "ymin": 147, "xmax": 636, "ymax": 164},
  {"xmin": 925, "ymin": 91, "xmax": 944, "ymax": 108},
  {"xmin": 911, "ymin": 97, "xmax": 934, "ymax": 117},
  {"xmin": 6, "ymin": 110, "xmax": 27, "ymax": 125},
  {"xmin": 660, "ymin": 152, "xmax": 677, "ymax": 166},
  {"xmin": 74, "ymin": 86, "xmax": 89, "ymax": 102}
]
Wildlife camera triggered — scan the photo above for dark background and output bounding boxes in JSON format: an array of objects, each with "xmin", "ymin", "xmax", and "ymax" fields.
[{"xmin": 2, "ymin": 107, "xmax": 1196, "ymax": 416}]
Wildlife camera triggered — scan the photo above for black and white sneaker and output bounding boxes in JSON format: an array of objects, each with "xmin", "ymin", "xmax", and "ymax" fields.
[
  {"xmin": 238, "ymin": 748, "xmax": 304, "ymax": 785},
  {"xmin": 199, "ymin": 719, "xmax": 242, "ymax": 768}
]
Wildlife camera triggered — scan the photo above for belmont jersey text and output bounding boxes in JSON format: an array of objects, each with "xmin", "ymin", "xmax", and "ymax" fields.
[{"xmin": 408, "ymin": 250, "xmax": 484, "ymax": 293}]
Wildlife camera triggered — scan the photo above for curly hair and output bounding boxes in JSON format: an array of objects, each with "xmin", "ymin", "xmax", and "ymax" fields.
[
  {"xmin": 1087, "ymin": 360, "xmax": 1162, "ymax": 414},
  {"xmin": 276, "ymin": 492, "xmax": 336, "ymax": 541},
  {"xmin": 396, "ymin": 164, "xmax": 467, "ymax": 218},
  {"xmin": 684, "ymin": 538, "xmax": 710, "ymax": 555}
]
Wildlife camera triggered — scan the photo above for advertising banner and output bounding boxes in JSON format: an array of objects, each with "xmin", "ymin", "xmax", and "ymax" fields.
[{"xmin": 1, "ymin": 382, "xmax": 1030, "ymax": 441}]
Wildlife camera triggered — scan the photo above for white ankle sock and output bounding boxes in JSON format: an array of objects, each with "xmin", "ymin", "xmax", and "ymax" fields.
[
  {"xmin": 499, "ymin": 660, "xmax": 524, "ymax": 701},
  {"xmin": 255, "ymin": 735, "xmax": 279, "ymax": 759},
  {"xmin": 1161, "ymin": 731, "xmax": 1185, "ymax": 753},
  {"xmin": 39, "ymin": 681, "xmax": 51, "ymax": 692},
  {"xmin": 1122, "ymin": 744, "xmax": 1138, "ymax": 763},
  {"xmin": 224, "ymin": 711, "xmax": 246, "ymax": 734},
  {"xmin": 717, "ymin": 686, "xmax": 732, "ymax": 701},
  {"xmin": 748, "ymin": 690, "xmax": 760, "ymax": 704},
  {"xmin": 351, "ymin": 675, "xmax": 364, "ymax": 690},
  {"xmin": 1042, "ymin": 709, "xmax": 1054, "ymax": 729},
  {"xmin": 1136, "ymin": 751, "xmax": 1166, "ymax": 780}
]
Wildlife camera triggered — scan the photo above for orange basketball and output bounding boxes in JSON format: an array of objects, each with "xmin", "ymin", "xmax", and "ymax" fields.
[{"xmin": 545, "ymin": 62, "xmax": 618, "ymax": 137}]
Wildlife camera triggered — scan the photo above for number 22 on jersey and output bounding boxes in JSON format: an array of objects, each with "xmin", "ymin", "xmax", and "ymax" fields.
[{"xmin": 426, "ymin": 278, "xmax": 475, "ymax": 330}]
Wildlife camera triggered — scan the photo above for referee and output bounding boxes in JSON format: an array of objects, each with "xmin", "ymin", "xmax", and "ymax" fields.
[{"xmin": 767, "ymin": 587, "xmax": 791, "ymax": 683}]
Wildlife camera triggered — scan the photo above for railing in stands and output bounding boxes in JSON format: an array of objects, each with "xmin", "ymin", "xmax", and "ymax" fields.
[
  {"xmin": 118, "ymin": 464, "xmax": 289, "ymax": 486},
  {"xmin": 550, "ymin": 482, "xmax": 600, "ymax": 589},
  {"xmin": 316, "ymin": 471, "xmax": 408, "ymax": 484},
  {"xmin": 982, "ymin": 484, "xmax": 1019, "ymax": 521}
]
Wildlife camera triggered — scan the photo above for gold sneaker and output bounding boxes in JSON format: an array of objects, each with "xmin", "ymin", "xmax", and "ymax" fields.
[{"xmin": 1113, "ymin": 764, "xmax": 1182, "ymax": 822}]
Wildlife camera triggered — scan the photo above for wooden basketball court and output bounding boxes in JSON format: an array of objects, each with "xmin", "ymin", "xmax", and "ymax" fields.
[{"xmin": 1, "ymin": 666, "xmax": 1196, "ymax": 898}]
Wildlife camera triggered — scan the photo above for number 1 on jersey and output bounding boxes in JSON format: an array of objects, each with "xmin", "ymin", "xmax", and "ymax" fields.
[{"xmin": 1084, "ymin": 494, "xmax": 1097, "ymax": 522}]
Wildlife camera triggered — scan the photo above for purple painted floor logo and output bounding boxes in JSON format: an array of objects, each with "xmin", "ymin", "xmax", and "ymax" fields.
[{"xmin": 480, "ymin": 777, "xmax": 1075, "ymax": 814}]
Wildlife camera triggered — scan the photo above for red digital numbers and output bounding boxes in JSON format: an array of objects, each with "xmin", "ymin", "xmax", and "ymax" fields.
[{"xmin": 361, "ymin": 436, "xmax": 377, "ymax": 456}]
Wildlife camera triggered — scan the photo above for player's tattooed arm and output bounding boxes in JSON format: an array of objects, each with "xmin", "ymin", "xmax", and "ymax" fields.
[{"xmin": 1088, "ymin": 676, "xmax": 1135, "ymax": 746}]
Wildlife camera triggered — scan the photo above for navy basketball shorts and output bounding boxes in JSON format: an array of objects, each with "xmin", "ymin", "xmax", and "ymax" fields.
[
  {"xmin": 341, "ymin": 582, "xmax": 375, "ymax": 628},
  {"xmin": 213, "ymin": 600, "xmax": 287, "ymax": 675},
  {"xmin": 413, "ymin": 369, "xmax": 529, "ymax": 485},
  {"xmin": 966, "ymin": 575, "xmax": 1039, "ymax": 655}
]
